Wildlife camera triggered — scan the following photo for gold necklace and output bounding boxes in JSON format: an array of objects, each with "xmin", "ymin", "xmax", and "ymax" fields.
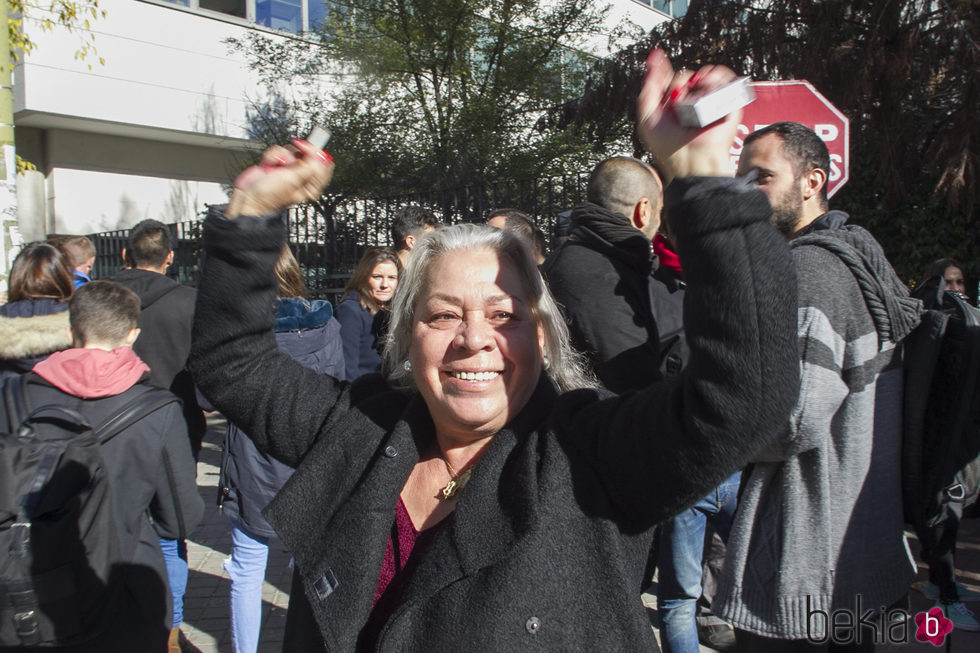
[{"xmin": 440, "ymin": 458, "xmax": 473, "ymax": 500}]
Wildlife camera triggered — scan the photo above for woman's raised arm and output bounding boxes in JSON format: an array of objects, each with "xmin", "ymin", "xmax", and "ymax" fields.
[
  {"xmin": 190, "ymin": 140, "xmax": 347, "ymax": 467},
  {"xmin": 558, "ymin": 51, "xmax": 800, "ymax": 528}
]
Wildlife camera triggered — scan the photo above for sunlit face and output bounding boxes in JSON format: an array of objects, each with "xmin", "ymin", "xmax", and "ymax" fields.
[
  {"xmin": 78, "ymin": 256, "xmax": 95, "ymax": 276},
  {"xmin": 367, "ymin": 261, "xmax": 398, "ymax": 304},
  {"xmin": 738, "ymin": 133, "xmax": 804, "ymax": 237},
  {"xmin": 944, "ymin": 265, "xmax": 966, "ymax": 294},
  {"xmin": 410, "ymin": 248, "xmax": 545, "ymax": 441}
]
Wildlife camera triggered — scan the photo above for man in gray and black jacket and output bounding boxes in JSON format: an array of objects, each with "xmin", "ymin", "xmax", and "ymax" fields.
[{"xmin": 716, "ymin": 122, "xmax": 921, "ymax": 651}]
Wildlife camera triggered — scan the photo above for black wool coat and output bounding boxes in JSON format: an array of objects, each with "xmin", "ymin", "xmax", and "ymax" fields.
[{"xmin": 189, "ymin": 176, "xmax": 800, "ymax": 652}]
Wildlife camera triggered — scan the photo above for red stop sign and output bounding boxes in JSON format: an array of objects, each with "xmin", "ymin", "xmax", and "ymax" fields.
[{"xmin": 730, "ymin": 81, "xmax": 850, "ymax": 198}]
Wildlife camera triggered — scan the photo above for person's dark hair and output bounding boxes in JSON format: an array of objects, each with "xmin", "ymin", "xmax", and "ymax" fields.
[
  {"xmin": 391, "ymin": 205, "xmax": 439, "ymax": 252},
  {"xmin": 744, "ymin": 122, "xmax": 831, "ymax": 208},
  {"xmin": 587, "ymin": 157, "xmax": 662, "ymax": 219},
  {"xmin": 126, "ymin": 219, "xmax": 173, "ymax": 268},
  {"xmin": 69, "ymin": 280, "xmax": 140, "ymax": 346},
  {"xmin": 919, "ymin": 258, "xmax": 965, "ymax": 291},
  {"xmin": 55, "ymin": 236, "xmax": 96, "ymax": 269},
  {"xmin": 487, "ymin": 208, "xmax": 534, "ymax": 233},
  {"xmin": 532, "ymin": 227, "xmax": 548, "ymax": 259},
  {"xmin": 487, "ymin": 208, "xmax": 538, "ymax": 250},
  {"xmin": 7, "ymin": 241, "xmax": 74, "ymax": 302},
  {"xmin": 488, "ymin": 208, "xmax": 550, "ymax": 260},
  {"xmin": 342, "ymin": 248, "xmax": 402, "ymax": 315},
  {"xmin": 275, "ymin": 245, "xmax": 308, "ymax": 299}
]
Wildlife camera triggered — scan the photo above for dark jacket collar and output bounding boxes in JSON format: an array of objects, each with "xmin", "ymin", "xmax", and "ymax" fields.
[
  {"xmin": 112, "ymin": 268, "xmax": 181, "ymax": 309},
  {"xmin": 569, "ymin": 203, "xmax": 655, "ymax": 274},
  {"xmin": 273, "ymin": 297, "xmax": 335, "ymax": 332},
  {"xmin": 796, "ymin": 209, "xmax": 850, "ymax": 236}
]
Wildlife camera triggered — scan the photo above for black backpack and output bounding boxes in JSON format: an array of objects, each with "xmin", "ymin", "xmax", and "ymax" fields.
[
  {"xmin": 0, "ymin": 374, "xmax": 178, "ymax": 647},
  {"xmin": 902, "ymin": 279, "xmax": 980, "ymax": 540}
]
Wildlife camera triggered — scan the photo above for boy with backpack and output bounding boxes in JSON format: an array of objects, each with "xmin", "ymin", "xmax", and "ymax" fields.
[{"xmin": 0, "ymin": 280, "xmax": 204, "ymax": 652}]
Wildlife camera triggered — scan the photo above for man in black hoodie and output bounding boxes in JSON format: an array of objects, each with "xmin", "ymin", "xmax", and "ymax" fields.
[
  {"xmin": 542, "ymin": 156, "xmax": 686, "ymax": 392},
  {"xmin": 112, "ymin": 219, "xmax": 204, "ymax": 652}
]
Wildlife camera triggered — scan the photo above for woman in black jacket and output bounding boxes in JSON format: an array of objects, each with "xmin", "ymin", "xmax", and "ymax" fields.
[
  {"xmin": 0, "ymin": 241, "xmax": 74, "ymax": 379},
  {"xmin": 190, "ymin": 54, "xmax": 800, "ymax": 652}
]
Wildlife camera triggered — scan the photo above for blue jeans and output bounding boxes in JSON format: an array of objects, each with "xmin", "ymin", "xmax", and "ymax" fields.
[
  {"xmin": 223, "ymin": 520, "xmax": 272, "ymax": 653},
  {"xmin": 657, "ymin": 472, "xmax": 740, "ymax": 653},
  {"xmin": 159, "ymin": 537, "xmax": 188, "ymax": 627}
]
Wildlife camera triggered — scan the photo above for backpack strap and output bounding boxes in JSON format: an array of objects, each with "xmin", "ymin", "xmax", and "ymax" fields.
[
  {"xmin": 94, "ymin": 387, "xmax": 180, "ymax": 445},
  {"xmin": 3, "ymin": 374, "xmax": 31, "ymax": 432}
]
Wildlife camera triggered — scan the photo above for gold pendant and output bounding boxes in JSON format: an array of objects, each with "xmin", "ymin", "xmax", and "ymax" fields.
[
  {"xmin": 441, "ymin": 479, "xmax": 458, "ymax": 500},
  {"xmin": 440, "ymin": 467, "xmax": 472, "ymax": 500}
]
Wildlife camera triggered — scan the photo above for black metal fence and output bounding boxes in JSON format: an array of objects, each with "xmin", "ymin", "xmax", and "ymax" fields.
[{"xmin": 89, "ymin": 173, "xmax": 588, "ymax": 302}]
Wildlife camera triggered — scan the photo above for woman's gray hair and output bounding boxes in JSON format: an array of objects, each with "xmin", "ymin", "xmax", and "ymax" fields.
[{"xmin": 383, "ymin": 223, "xmax": 597, "ymax": 392}]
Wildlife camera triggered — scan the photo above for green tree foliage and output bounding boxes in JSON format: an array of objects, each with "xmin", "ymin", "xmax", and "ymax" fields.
[
  {"xmin": 544, "ymin": 0, "xmax": 979, "ymax": 286},
  {"xmin": 228, "ymin": 0, "xmax": 638, "ymax": 198}
]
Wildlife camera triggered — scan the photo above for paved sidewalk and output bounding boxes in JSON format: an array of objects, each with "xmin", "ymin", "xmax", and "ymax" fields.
[
  {"xmin": 181, "ymin": 415, "xmax": 980, "ymax": 652},
  {"xmin": 180, "ymin": 415, "xmax": 291, "ymax": 653}
]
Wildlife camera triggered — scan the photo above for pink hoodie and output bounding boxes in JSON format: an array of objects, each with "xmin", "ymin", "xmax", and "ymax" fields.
[{"xmin": 33, "ymin": 347, "xmax": 151, "ymax": 399}]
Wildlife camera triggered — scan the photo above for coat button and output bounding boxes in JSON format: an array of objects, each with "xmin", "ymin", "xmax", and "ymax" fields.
[
  {"xmin": 384, "ymin": 445, "xmax": 398, "ymax": 458},
  {"xmin": 525, "ymin": 616, "xmax": 541, "ymax": 635}
]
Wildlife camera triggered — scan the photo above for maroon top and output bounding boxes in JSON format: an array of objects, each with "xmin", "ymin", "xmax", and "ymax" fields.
[
  {"xmin": 373, "ymin": 497, "xmax": 419, "ymax": 606},
  {"xmin": 360, "ymin": 498, "xmax": 441, "ymax": 650}
]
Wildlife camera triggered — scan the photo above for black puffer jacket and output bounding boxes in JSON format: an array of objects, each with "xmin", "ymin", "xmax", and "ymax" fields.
[
  {"xmin": 190, "ymin": 177, "xmax": 800, "ymax": 653},
  {"xmin": 218, "ymin": 297, "xmax": 345, "ymax": 538},
  {"xmin": 0, "ymin": 298, "xmax": 71, "ymax": 380},
  {"xmin": 542, "ymin": 203, "xmax": 687, "ymax": 392}
]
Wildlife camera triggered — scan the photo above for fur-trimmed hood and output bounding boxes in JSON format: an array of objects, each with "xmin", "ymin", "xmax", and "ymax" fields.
[{"xmin": 0, "ymin": 310, "xmax": 72, "ymax": 360}]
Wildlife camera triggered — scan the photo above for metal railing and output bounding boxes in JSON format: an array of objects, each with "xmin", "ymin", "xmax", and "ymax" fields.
[{"xmin": 90, "ymin": 172, "xmax": 588, "ymax": 302}]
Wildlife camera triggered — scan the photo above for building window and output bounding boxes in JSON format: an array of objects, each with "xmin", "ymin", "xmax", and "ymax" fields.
[
  {"xmin": 255, "ymin": 0, "xmax": 301, "ymax": 31},
  {"xmin": 633, "ymin": 0, "xmax": 689, "ymax": 19},
  {"xmin": 151, "ymin": 0, "xmax": 329, "ymax": 33},
  {"xmin": 201, "ymin": 0, "xmax": 246, "ymax": 19}
]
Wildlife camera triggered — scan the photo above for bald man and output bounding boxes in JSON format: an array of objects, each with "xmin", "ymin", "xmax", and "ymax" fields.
[{"xmin": 542, "ymin": 156, "xmax": 686, "ymax": 392}]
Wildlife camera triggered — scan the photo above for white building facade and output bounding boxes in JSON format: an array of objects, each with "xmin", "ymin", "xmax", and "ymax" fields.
[{"xmin": 12, "ymin": 0, "xmax": 677, "ymax": 239}]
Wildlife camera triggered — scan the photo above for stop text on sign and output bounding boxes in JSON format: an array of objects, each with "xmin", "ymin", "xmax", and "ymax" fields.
[{"xmin": 729, "ymin": 81, "xmax": 850, "ymax": 198}]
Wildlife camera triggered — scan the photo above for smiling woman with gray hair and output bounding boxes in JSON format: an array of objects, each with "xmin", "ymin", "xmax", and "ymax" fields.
[
  {"xmin": 383, "ymin": 224, "xmax": 593, "ymax": 394},
  {"xmin": 190, "ymin": 51, "xmax": 800, "ymax": 653}
]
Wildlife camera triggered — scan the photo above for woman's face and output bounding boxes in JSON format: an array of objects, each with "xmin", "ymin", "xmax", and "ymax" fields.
[
  {"xmin": 411, "ymin": 248, "xmax": 544, "ymax": 441},
  {"xmin": 367, "ymin": 261, "xmax": 399, "ymax": 304},
  {"xmin": 944, "ymin": 266, "xmax": 966, "ymax": 294}
]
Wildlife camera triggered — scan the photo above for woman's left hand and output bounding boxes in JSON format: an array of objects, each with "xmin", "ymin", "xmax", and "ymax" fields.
[
  {"xmin": 636, "ymin": 49, "xmax": 741, "ymax": 184},
  {"xmin": 226, "ymin": 139, "xmax": 335, "ymax": 219}
]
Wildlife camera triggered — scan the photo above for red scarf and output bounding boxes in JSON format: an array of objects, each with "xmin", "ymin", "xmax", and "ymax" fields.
[{"xmin": 653, "ymin": 233, "xmax": 683, "ymax": 278}]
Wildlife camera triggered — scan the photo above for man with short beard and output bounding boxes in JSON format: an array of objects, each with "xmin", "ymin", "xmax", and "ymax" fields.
[{"xmin": 715, "ymin": 122, "xmax": 920, "ymax": 651}]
